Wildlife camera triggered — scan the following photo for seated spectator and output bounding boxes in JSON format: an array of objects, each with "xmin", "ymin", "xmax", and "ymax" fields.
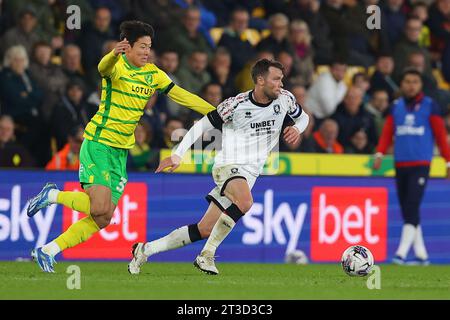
[
  {"xmin": 410, "ymin": 1, "xmax": 431, "ymax": 48},
  {"xmin": 156, "ymin": 50, "xmax": 184, "ymax": 118},
  {"xmin": 218, "ymin": 7, "xmax": 256, "ymax": 74},
  {"xmin": 77, "ymin": 6, "xmax": 115, "ymax": 90},
  {"xmin": 393, "ymin": 17, "xmax": 433, "ymax": 82},
  {"xmin": 311, "ymin": 118, "xmax": 344, "ymax": 153},
  {"xmin": 176, "ymin": 50, "xmax": 211, "ymax": 95},
  {"xmin": 381, "ymin": 0, "xmax": 407, "ymax": 52},
  {"xmin": 172, "ymin": 0, "xmax": 217, "ymax": 47},
  {"xmin": 46, "ymin": 126, "xmax": 83, "ymax": 170},
  {"xmin": 128, "ymin": 120, "xmax": 159, "ymax": 171},
  {"xmin": 345, "ymin": 128, "xmax": 373, "ymax": 154},
  {"xmin": 160, "ymin": 6, "xmax": 213, "ymax": 62},
  {"xmin": 208, "ymin": 47, "xmax": 236, "ymax": 99},
  {"xmin": 0, "ymin": 115, "xmax": 34, "ymax": 167},
  {"xmin": 29, "ymin": 41, "xmax": 68, "ymax": 122},
  {"xmin": 286, "ymin": 0, "xmax": 333, "ymax": 64},
  {"xmin": 352, "ymin": 72, "xmax": 371, "ymax": 104},
  {"xmin": 365, "ymin": 89, "xmax": 390, "ymax": 136},
  {"xmin": 369, "ymin": 54, "xmax": 399, "ymax": 101},
  {"xmin": 427, "ymin": 0, "xmax": 450, "ymax": 62},
  {"xmin": 201, "ymin": 82, "xmax": 223, "ymax": 107},
  {"xmin": 61, "ymin": 44, "xmax": 88, "ymax": 88},
  {"xmin": 0, "ymin": 45, "xmax": 46, "ymax": 164},
  {"xmin": 331, "ymin": 86, "xmax": 378, "ymax": 149},
  {"xmin": 51, "ymin": 79, "xmax": 95, "ymax": 150},
  {"xmin": 288, "ymin": 19, "xmax": 314, "ymax": 87},
  {"xmin": 276, "ymin": 50, "xmax": 305, "ymax": 87},
  {"xmin": 1, "ymin": 7, "xmax": 42, "ymax": 59},
  {"xmin": 153, "ymin": 117, "xmax": 186, "ymax": 149},
  {"xmin": 257, "ymin": 13, "xmax": 294, "ymax": 56},
  {"xmin": 306, "ymin": 59, "xmax": 347, "ymax": 124}
]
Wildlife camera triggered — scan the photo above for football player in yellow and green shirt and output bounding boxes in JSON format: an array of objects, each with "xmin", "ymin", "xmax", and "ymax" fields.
[{"xmin": 27, "ymin": 21, "xmax": 215, "ymax": 272}]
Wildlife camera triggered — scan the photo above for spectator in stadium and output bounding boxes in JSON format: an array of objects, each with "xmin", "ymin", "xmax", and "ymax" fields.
[
  {"xmin": 77, "ymin": 6, "xmax": 115, "ymax": 90},
  {"xmin": 373, "ymin": 69, "xmax": 450, "ymax": 265},
  {"xmin": 129, "ymin": 0, "xmax": 183, "ymax": 32},
  {"xmin": 344, "ymin": 128, "xmax": 373, "ymax": 154},
  {"xmin": 61, "ymin": 44, "xmax": 87, "ymax": 88},
  {"xmin": 381, "ymin": 0, "xmax": 407, "ymax": 52},
  {"xmin": 45, "ymin": 126, "xmax": 83, "ymax": 171},
  {"xmin": 51, "ymin": 79, "xmax": 95, "ymax": 150},
  {"xmin": 443, "ymin": 42, "xmax": 450, "ymax": 83},
  {"xmin": 172, "ymin": 0, "xmax": 217, "ymax": 47},
  {"xmin": 306, "ymin": 59, "xmax": 347, "ymax": 126},
  {"xmin": 369, "ymin": 54, "xmax": 399, "ymax": 101},
  {"xmin": 161, "ymin": 6, "xmax": 213, "ymax": 62},
  {"xmin": 256, "ymin": 13, "xmax": 293, "ymax": 56},
  {"xmin": 154, "ymin": 117, "xmax": 186, "ymax": 149},
  {"xmin": 427, "ymin": 0, "xmax": 450, "ymax": 62},
  {"xmin": 201, "ymin": 82, "xmax": 223, "ymax": 107},
  {"xmin": 208, "ymin": 47, "xmax": 236, "ymax": 99},
  {"xmin": 288, "ymin": 19, "xmax": 314, "ymax": 87},
  {"xmin": 410, "ymin": 1, "xmax": 431, "ymax": 48},
  {"xmin": 393, "ymin": 17, "xmax": 433, "ymax": 82},
  {"xmin": 176, "ymin": 50, "xmax": 211, "ymax": 95},
  {"xmin": 0, "ymin": 45, "xmax": 44, "ymax": 160},
  {"xmin": 156, "ymin": 50, "xmax": 185, "ymax": 118},
  {"xmin": 128, "ymin": 120, "xmax": 159, "ymax": 171},
  {"xmin": 0, "ymin": 7, "xmax": 42, "ymax": 58},
  {"xmin": 352, "ymin": 72, "xmax": 371, "ymax": 104},
  {"xmin": 310, "ymin": 118, "xmax": 344, "ymax": 153},
  {"xmin": 286, "ymin": 0, "xmax": 333, "ymax": 64},
  {"xmin": 365, "ymin": 89, "xmax": 390, "ymax": 136},
  {"xmin": 29, "ymin": 41, "xmax": 68, "ymax": 122},
  {"xmin": 0, "ymin": 115, "xmax": 34, "ymax": 167},
  {"xmin": 218, "ymin": 7, "xmax": 256, "ymax": 74},
  {"xmin": 331, "ymin": 86, "xmax": 378, "ymax": 150}
]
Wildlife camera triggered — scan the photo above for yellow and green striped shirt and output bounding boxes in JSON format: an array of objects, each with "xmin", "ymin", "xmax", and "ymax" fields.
[{"xmin": 84, "ymin": 50, "xmax": 215, "ymax": 149}]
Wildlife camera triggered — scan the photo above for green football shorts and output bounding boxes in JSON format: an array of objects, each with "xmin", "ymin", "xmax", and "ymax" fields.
[{"xmin": 79, "ymin": 139, "xmax": 128, "ymax": 205}]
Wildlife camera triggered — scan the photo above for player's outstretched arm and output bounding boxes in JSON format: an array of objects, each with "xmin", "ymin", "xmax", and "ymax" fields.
[
  {"xmin": 155, "ymin": 116, "xmax": 215, "ymax": 173},
  {"xmin": 98, "ymin": 38, "xmax": 130, "ymax": 77},
  {"xmin": 167, "ymin": 85, "xmax": 216, "ymax": 115}
]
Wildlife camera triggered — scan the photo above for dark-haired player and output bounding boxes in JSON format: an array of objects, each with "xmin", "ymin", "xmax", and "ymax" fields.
[
  {"xmin": 129, "ymin": 59, "xmax": 309, "ymax": 275},
  {"xmin": 27, "ymin": 21, "xmax": 216, "ymax": 272}
]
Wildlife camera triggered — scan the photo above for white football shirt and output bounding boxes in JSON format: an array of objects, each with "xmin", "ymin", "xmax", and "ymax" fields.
[{"xmin": 211, "ymin": 89, "xmax": 303, "ymax": 174}]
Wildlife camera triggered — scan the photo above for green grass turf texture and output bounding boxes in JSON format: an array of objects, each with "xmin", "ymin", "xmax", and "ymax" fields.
[{"xmin": 0, "ymin": 262, "xmax": 449, "ymax": 300}]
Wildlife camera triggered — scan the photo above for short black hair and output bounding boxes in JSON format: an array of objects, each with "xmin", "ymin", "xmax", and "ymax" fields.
[
  {"xmin": 251, "ymin": 59, "xmax": 284, "ymax": 83},
  {"xmin": 400, "ymin": 68, "xmax": 423, "ymax": 82},
  {"xmin": 119, "ymin": 20, "xmax": 154, "ymax": 47}
]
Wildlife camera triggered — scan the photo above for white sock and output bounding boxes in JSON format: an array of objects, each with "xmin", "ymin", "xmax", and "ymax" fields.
[
  {"xmin": 144, "ymin": 226, "xmax": 191, "ymax": 256},
  {"xmin": 41, "ymin": 241, "xmax": 61, "ymax": 256},
  {"xmin": 48, "ymin": 189, "xmax": 60, "ymax": 203},
  {"xmin": 396, "ymin": 224, "xmax": 416, "ymax": 259},
  {"xmin": 203, "ymin": 213, "xmax": 236, "ymax": 255},
  {"xmin": 413, "ymin": 225, "xmax": 428, "ymax": 260}
]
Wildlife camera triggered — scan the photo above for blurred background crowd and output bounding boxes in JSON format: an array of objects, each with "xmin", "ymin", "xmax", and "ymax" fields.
[{"xmin": 0, "ymin": 0, "xmax": 449, "ymax": 171}]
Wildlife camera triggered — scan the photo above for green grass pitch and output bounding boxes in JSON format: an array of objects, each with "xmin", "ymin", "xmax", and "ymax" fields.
[{"xmin": 0, "ymin": 261, "xmax": 449, "ymax": 300}]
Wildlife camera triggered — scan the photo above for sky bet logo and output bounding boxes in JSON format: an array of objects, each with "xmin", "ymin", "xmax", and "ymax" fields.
[{"xmin": 310, "ymin": 187, "xmax": 387, "ymax": 262}]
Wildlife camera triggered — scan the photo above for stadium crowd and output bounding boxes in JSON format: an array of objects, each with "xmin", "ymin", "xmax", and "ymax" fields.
[{"xmin": 0, "ymin": 0, "xmax": 449, "ymax": 171}]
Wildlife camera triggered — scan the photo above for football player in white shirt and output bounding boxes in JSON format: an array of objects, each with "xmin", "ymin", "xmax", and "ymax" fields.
[{"xmin": 128, "ymin": 59, "xmax": 309, "ymax": 275}]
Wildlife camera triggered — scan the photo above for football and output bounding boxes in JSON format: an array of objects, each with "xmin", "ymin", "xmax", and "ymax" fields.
[
  {"xmin": 285, "ymin": 250, "xmax": 309, "ymax": 265},
  {"xmin": 341, "ymin": 245, "xmax": 374, "ymax": 277}
]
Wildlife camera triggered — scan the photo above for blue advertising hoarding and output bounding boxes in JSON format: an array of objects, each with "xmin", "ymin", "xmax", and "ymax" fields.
[{"xmin": 0, "ymin": 170, "xmax": 449, "ymax": 263}]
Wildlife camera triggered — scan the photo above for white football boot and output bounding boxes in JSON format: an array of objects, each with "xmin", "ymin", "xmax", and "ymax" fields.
[
  {"xmin": 193, "ymin": 251, "xmax": 219, "ymax": 275},
  {"xmin": 128, "ymin": 242, "xmax": 147, "ymax": 274}
]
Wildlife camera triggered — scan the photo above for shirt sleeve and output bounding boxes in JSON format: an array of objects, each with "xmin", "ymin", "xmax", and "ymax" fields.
[
  {"xmin": 97, "ymin": 50, "xmax": 120, "ymax": 79},
  {"xmin": 216, "ymin": 96, "xmax": 236, "ymax": 123},
  {"xmin": 155, "ymin": 67, "xmax": 173, "ymax": 92}
]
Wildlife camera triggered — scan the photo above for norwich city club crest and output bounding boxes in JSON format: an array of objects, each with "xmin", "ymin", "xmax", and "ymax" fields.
[{"xmin": 145, "ymin": 74, "xmax": 153, "ymax": 85}]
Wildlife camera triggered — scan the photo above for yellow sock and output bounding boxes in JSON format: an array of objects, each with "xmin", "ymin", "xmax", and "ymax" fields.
[
  {"xmin": 57, "ymin": 191, "xmax": 90, "ymax": 215},
  {"xmin": 54, "ymin": 216, "xmax": 100, "ymax": 251}
]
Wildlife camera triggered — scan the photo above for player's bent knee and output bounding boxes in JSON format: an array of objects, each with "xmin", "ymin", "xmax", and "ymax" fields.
[
  {"xmin": 236, "ymin": 197, "xmax": 253, "ymax": 214},
  {"xmin": 93, "ymin": 215, "xmax": 112, "ymax": 229}
]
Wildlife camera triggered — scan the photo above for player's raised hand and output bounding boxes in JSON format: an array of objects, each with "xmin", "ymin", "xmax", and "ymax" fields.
[
  {"xmin": 114, "ymin": 38, "xmax": 130, "ymax": 56},
  {"xmin": 283, "ymin": 126, "xmax": 300, "ymax": 145},
  {"xmin": 373, "ymin": 155, "xmax": 382, "ymax": 170},
  {"xmin": 155, "ymin": 155, "xmax": 182, "ymax": 173}
]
